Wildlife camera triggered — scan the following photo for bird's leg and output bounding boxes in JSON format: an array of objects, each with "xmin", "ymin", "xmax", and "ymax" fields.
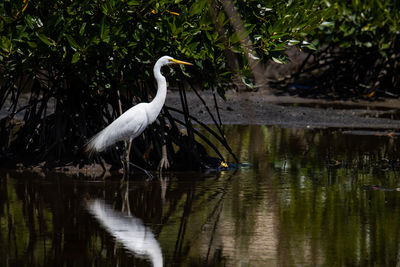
[
  {"xmin": 120, "ymin": 140, "xmax": 132, "ymax": 177},
  {"xmin": 121, "ymin": 180, "xmax": 132, "ymax": 216},
  {"xmin": 158, "ymin": 121, "xmax": 170, "ymax": 172},
  {"xmin": 120, "ymin": 151, "xmax": 126, "ymax": 177},
  {"xmin": 122, "ymin": 140, "xmax": 153, "ymax": 179},
  {"xmin": 125, "ymin": 140, "xmax": 132, "ymax": 176},
  {"xmin": 159, "ymin": 172, "xmax": 168, "ymax": 205},
  {"xmin": 158, "ymin": 143, "xmax": 170, "ymax": 171}
]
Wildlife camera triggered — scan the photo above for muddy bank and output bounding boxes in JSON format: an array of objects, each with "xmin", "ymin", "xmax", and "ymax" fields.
[
  {"xmin": 166, "ymin": 89, "xmax": 400, "ymax": 129},
  {"xmin": 2, "ymin": 89, "xmax": 399, "ymax": 129},
  {"xmin": 2, "ymin": 90, "xmax": 400, "ymax": 177}
]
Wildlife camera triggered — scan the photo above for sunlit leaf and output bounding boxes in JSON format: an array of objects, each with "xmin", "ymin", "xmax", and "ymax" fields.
[
  {"xmin": 36, "ymin": 33, "xmax": 55, "ymax": 46},
  {"xmin": 272, "ymin": 57, "xmax": 285, "ymax": 64},
  {"xmin": 241, "ymin": 76, "xmax": 255, "ymax": 89},
  {"xmin": 71, "ymin": 52, "xmax": 80, "ymax": 63}
]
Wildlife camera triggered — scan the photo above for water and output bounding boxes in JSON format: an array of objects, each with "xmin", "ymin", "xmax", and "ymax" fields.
[{"xmin": 1, "ymin": 125, "xmax": 400, "ymax": 266}]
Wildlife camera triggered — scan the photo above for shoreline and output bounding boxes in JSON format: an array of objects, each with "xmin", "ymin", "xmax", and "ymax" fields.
[
  {"xmin": 1, "ymin": 90, "xmax": 400, "ymax": 177},
  {"xmin": 166, "ymin": 89, "xmax": 400, "ymax": 129}
]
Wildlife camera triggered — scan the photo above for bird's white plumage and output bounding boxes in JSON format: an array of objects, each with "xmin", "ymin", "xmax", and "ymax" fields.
[
  {"xmin": 86, "ymin": 103, "xmax": 148, "ymax": 153},
  {"xmin": 84, "ymin": 56, "xmax": 192, "ymax": 156},
  {"xmin": 87, "ymin": 200, "xmax": 163, "ymax": 267}
]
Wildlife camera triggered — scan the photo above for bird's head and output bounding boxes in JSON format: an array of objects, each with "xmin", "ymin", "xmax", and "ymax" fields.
[{"xmin": 157, "ymin": 56, "xmax": 193, "ymax": 67}]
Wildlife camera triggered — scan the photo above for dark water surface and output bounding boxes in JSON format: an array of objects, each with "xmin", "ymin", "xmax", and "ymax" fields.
[{"xmin": 1, "ymin": 126, "xmax": 400, "ymax": 266}]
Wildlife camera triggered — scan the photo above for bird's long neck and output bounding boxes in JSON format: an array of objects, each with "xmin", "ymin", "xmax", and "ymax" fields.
[{"xmin": 147, "ymin": 63, "xmax": 167, "ymax": 123}]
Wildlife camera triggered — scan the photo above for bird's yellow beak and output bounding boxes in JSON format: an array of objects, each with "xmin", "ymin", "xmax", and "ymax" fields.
[{"xmin": 170, "ymin": 59, "xmax": 193, "ymax": 65}]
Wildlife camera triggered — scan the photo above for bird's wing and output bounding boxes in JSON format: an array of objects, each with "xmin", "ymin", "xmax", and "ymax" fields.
[{"xmin": 85, "ymin": 104, "xmax": 149, "ymax": 154}]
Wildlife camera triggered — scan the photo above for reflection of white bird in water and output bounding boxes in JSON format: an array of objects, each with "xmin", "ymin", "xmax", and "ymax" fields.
[
  {"xmin": 85, "ymin": 56, "xmax": 192, "ymax": 174},
  {"xmin": 87, "ymin": 199, "xmax": 163, "ymax": 267}
]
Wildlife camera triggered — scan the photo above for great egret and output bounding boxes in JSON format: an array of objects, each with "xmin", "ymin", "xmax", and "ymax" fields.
[
  {"xmin": 85, "ymin": 56, "xmax": 192, "ymax": 175},
  {"xmin": 87, "ymin": 199, "xmax": 163, "ymax": 267}
]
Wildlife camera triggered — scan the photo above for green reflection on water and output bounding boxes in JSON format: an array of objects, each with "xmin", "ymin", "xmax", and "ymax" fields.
[{"xmin": 1, "ymin": 126, "xmax": 400, "ymax": 266}]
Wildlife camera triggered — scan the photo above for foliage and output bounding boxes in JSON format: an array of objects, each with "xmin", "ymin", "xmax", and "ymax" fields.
[
  {"xmin": 290, "ymin": 0, "xmax": 400, "ymax": 98},
  {"xmin": 0, "ymin": 0, "xmax": 331, "ymax": 168}
]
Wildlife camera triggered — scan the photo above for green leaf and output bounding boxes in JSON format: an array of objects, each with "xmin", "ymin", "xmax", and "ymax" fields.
[
  {"xmin": 272, "ymin": 57, "xmax": 285, "ymax": 64},
  {"xmin": 36, "ymin": 33, "xmax": 55, "ymax": 46},
  {"xmin": 27, "ymin": 41, "xmax": 37, "ymax": 48},
  {"xmin": 79, "ymin": 22, "xmax": 87, "ymax": 35},
  {"xmin": 100, "ymin": 16, "xmax": 110, "ymax": 43},
  {"xmin": 127, "ymin": 0, "xmax": 140, "ymax": 6},
  {"xmin": 64, "ymin": 34, "xmax": 80, "ymax": 51},
  {"xmin": 71, "ymin": 52, "xmax": 80, "ymax": 63},
  {"xmin": 288, "ymin": 39, "xmax": 300, "ymax": 46},
  {"xmin": 100, "ymin": 16, "xmax": 106, "ymax": 39},
  {"xmin": 0, "ymin": 36, "xmax": 12, "ymax": 52},
  {"xmin": 320, "ymin": 21, "xmax": 334, "ymax": 27},
  {"xmin": 241, "ymin": 76, "xmax": 255, "ymax": 89}
]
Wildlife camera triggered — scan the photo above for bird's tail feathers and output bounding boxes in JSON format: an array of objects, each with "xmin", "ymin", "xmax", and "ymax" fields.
[
  {"xmin": 84, "ymin": 126, "xmax": 120, "ymax": 157},
  {"xmin": 84, "ymin": 131, "xmax": 104, "ymax": 157},
  {"xmin": 84, "ymin": 138, "xmax": 98, "ymax": 158}
]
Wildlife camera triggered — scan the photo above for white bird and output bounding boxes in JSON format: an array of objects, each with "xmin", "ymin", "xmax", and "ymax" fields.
[
  {"xmin": 85, "ymin": 56, "xmax": 192, "ymax": 174},
  {"xmin": 87, "ymin": 199, "xmax": 163, "ymax": 267}
]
